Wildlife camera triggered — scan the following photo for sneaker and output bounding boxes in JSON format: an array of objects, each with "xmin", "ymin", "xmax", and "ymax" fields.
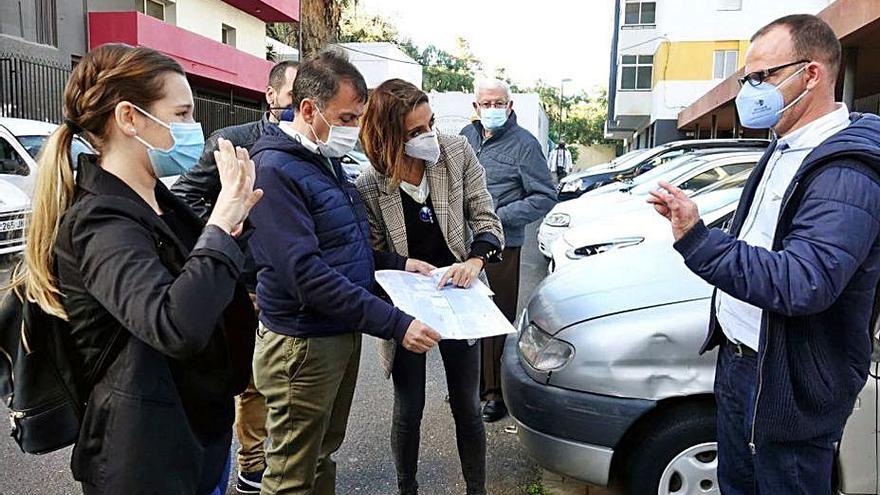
[{"xmin": 236, "ymin": 469, "xmax": 264, "ymax": 494}]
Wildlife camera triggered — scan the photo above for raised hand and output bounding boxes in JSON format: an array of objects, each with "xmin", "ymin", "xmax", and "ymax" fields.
[
  {"xmin": 207, "ymin": 138, "xmax": 263, "ymax": 235},
  {"xmin": 647, "ymin": 181, "xmax": 701, "ymax": 241}
]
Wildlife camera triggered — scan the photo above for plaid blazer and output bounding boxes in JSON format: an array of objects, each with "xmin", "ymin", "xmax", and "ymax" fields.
[{"xmin": 356, "ymin": 133, "xmax": 504, "ymax": 377}]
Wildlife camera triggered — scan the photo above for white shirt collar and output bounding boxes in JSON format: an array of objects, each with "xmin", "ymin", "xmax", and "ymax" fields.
[
  {"xmin": 777, "ymin": 103, "xmax": 850, "ymax": 152},
  {"xmin": 399, "ymin": 172, "xmax": 430, "ymax": 204},
  {"xmin": 279, "ymin": 121, "xmax": 320, "ymax": 155}
]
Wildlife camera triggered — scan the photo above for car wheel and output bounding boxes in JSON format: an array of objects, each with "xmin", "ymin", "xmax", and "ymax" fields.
[{"xmin": 621, "ymin": 407, "xmax": 717, "ymax": 495}]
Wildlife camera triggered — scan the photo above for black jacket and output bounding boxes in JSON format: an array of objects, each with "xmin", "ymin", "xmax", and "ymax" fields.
[
  {"xmin": 171, "ymin": 113, "xmax": 273, "ymax": 219},
  {"xmin": 171, "ymin": 113, "xmax": 274, "ymax": 290},
  {"xmin": 56, "ymin": 155, "xmax": 257, "ymax": 494}
]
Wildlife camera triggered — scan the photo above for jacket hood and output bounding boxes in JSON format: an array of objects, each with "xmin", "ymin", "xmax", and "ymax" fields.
[{"xmin": 803, "ymin": 112, "xmax": 880, "ymax": 176}]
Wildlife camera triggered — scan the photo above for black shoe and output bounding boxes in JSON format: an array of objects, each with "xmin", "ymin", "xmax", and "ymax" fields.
[
  {"xmin": 236, "ymin": 469, "xmax": 264, "ymax": 494},
  {"xmin": 481, "ymin": 400, "xmax": 507, "ymax": 423}
]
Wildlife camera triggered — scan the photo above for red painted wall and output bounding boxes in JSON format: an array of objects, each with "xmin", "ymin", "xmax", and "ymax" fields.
[{"xmin": 89, "ymin": 12, "xmax": 274, "ymax": 98}]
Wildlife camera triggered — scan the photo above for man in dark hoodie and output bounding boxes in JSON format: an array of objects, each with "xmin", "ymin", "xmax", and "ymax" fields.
[
  {"xmin": 247, "ymin": 49, "xmax": 441, "ymax": 494},
  {"xmin": 649, "ymin": 15, "xmax": 880, "ymax": 494}
]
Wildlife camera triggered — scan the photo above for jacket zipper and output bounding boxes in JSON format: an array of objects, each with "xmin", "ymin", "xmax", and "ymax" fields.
[{"xmin": 749, "ymin": 179, "xmax": 800, "ymax": 455}]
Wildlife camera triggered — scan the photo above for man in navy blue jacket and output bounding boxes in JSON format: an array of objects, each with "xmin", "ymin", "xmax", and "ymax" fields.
[
  {"xmin": 248, "ymin": 49, "xmax": 440, "ymax": 495},
  {"xmin": 649, "ymin": 15, "xmax": 880, "ymax": 494}
]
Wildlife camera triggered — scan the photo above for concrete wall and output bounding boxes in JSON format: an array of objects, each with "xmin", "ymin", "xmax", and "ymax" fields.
[
  {"xmin": 573, "ymin": 144, "xmax": 617, "ymax": 171},
  {"xmin": 650, "ymin": 80, "xmax": 720, "ymax": 120},
  {"xmin": 0, "ymin": 0, "xmax": 87, "ymax": 67},
  {"xmin": 174, "ymin": 0, "xmax": 266, "ymax": 58}
]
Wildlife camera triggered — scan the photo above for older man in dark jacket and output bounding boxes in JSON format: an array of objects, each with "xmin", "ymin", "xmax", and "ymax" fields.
[
  {"xmin": 650, "ymin": 15, "xmax": 880, "ymax": 494},
  {"xmin": 461, "ymin": 78, "xmax": 557, "ymax": 423},
  {"xmin": 248, "ymin": 49, "xmax": 440, "ymax": 495},
  {"xmin": 170, "ymin": 59, "xmax": 297, "ymax": 495}
]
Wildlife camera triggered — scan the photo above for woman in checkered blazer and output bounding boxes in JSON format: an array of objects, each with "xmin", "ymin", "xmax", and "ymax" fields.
[{"xmin": 356, "ymin": 79, "xmax": 503, "ymax": 495}]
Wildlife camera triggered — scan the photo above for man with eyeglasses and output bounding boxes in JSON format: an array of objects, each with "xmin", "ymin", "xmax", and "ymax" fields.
[
  {"xmin": 461, "ymin": 78, "xmax": 557, "ymax": 423},
  {"xmin": 648, "ymin": 14, "xmax": 880, "ymax": 494}
]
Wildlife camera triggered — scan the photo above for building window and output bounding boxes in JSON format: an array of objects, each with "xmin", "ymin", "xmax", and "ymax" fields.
[
  {"xmin": 621, "ymin": 55, "xmax": 653, "ymax": 91},
  {"xmin": 137, "ymin": 0, "xmax": 166, "ymax": 21},
  {"xmin": 713, "ymin": 50, "xmax": 739, "ymax": 79},
  {"xmin": 716, "ymin": 0, "xmax": 743, "ymax": 10},
  {"xmin": 34, "ymin": 0, "xmax": 58, "ymax": 47},
  {"xmin": 221, "ymin": 24, "xmax": 237, "ymax": 47},
  {"xmin": 624, "ymin": 1, "xmax": 656, "ymax": 26}
]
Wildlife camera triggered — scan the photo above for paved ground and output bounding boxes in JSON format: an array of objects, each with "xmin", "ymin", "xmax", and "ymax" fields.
[{"xmin": 1, "ymin": 221, "xmax": 603, "ymax": 494}]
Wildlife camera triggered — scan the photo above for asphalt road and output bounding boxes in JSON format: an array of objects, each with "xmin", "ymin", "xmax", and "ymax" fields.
[{"xmin": 0, "ymin": 221, "xmax": 550, "ymax": 495}]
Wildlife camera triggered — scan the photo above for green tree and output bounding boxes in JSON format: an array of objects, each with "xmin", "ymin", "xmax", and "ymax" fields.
[
  {"xmin": 519, "ymin": 81, "xmax": 611, "ymax": 152},
  {"xmin": 338, "ymin": 6, "xmax": 399, "ymax": 42}
]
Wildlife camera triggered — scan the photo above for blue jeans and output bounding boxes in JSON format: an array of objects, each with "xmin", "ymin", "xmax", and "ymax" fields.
[
  {"xmin": 210, "ymin": 452, "xmax": 232, "ymax": 495},
  {"xmin": 715, "ymin": 342, "xmax": 841, "ymax": 495}
]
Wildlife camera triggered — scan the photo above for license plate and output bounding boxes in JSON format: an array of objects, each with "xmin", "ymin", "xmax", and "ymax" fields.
[{"xmin": 0, "ymin": 218, "xmax": 24, "ymax": 233}]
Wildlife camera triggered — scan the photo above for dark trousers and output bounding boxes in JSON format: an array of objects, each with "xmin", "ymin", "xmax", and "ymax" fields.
[
  {"xmin": 481, "ymin": 246, "xmax": 521, "ymax": 401},
  {"xmin": 715, "ymin": 342, "xmax": 842, "ymax": 495},
  {"xmin": 391, "ymin": 340, "xmax": 486, "ymax": 495}
]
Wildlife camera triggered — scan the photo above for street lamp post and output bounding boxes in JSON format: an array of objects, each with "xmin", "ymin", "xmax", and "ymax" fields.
[{"xmin": 558, "ymin": 78, "xmax": 573, "ymax": 143}]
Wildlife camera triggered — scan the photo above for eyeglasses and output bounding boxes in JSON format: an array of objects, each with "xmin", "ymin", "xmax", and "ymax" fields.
[
  {"xmin": 737, "ymin": 60, "xmax": 810, "ymax": 87},
  {"xmin": 478, "ymin": 101, "xmax": 510, "ymax": 109}
]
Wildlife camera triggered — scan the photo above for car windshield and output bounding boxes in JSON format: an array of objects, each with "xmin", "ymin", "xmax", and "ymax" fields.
[
  {"xmin": 625, "ymin": 155, "xmax": 707, "ymax": 194},
  {"xmin": 607, "ymin": 148, "xmax": 652, "ymax": 170},
  {"xmin": 17, "ymin": 135, "xmax": 94, "ymax": 168}
]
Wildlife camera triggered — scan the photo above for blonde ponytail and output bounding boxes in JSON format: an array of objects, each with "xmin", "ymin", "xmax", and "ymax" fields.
[
  {"xmin": 5, "ymin": 43, "xmax": 185, "ymax": 319},
  {"xmin": 8, "ymin": 123, "xmax": 77, "ymax": 319}
]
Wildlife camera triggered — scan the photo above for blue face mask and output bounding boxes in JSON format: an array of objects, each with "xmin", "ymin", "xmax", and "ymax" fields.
[
  {"xmin": 270, "ymin": 106, "xmax": 295, "ymax": 122},
  {"xmin": 481, "ymin": 108, "xmax": 509, "ymax": 130},
  {"xmin": 735, "ymin": 66, "xmax": 809, "ymax": 129},
  {"xmin": 132, "ymin": 105, "xmax": 205, "ymax": 178},
  {"xmin": 280, "ymin": 108, "xmax": 295, "ymax": 122}
]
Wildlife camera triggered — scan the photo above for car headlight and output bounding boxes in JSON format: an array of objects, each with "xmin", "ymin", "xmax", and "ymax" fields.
[
  {"xmin": 565, "ymin": 237, "xmax": 644, "ymax": 260},
  {"xmin": 518, "ymin": 323, "xmax": 574, "ymax": 371},
  {"xmin": 544, "ymin": 212, "xmax": 570, "ymax": 228},
  {"xmin": 560, "ymin": 180, "xmax": 585, "ymax": 193}
]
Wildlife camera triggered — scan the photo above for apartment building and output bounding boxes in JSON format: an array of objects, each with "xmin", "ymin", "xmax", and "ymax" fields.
[{"xmin": 605, "ymin": 0, "xmax": 832, "ymax": 149}]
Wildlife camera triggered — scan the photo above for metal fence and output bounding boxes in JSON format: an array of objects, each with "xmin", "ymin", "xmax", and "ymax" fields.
[
  {"xmin": 194, "ymin": 92, "xmax": 264, "ymax": 136},
  {"xmin": 0, "ymin": 54, "xmax": 70, "ymax": 124},
  {"xmin": 0, "ymin": 53, "xmax": 264, "ymax": 136}
]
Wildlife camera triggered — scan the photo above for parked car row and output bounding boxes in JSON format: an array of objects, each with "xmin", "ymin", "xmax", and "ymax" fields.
[
  {"xmin": 555, "ymin": 138, "xmax": 768, "ymax": 201},
  {"xmin": 539, "ymin": 148, "xmax": 763, "ymax": 257},
  {"xmin": 505, "ymin": 139, "xmax": 880, "ymax": 494}
]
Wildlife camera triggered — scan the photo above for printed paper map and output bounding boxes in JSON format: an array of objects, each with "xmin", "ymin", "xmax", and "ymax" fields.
[{"xmin": 375, "ymin": 267, "xmax": 516, "ymax": 340}]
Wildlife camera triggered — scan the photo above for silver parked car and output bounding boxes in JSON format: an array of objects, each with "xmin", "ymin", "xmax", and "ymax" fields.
[{"xmin": 503, "ymin": 210, "xmax": 880, "ymax": 494}]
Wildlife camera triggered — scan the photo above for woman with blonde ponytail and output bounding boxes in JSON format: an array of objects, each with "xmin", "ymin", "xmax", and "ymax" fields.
[{"xmin": 9, "ymin": 43, "xmax": 263, "ymax": 494}]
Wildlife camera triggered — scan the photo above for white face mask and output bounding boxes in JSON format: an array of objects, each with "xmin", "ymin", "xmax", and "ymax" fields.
[
  {"xmin": 310, "ymin": 106, "xmax": 359, "ymax": 158},
  {"xmin": 404, "ymin": 131, "xmax": 441, "ymax": 164}
]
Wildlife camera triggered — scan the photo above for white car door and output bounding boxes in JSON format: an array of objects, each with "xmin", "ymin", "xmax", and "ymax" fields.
[{"xmin": 0, "ymin": 128, "xmax": 36, "ymax": 197}]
